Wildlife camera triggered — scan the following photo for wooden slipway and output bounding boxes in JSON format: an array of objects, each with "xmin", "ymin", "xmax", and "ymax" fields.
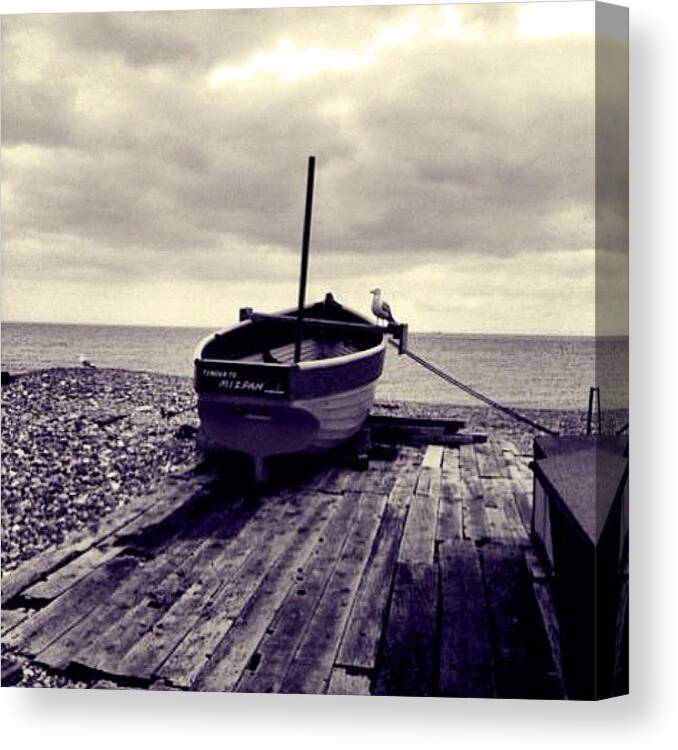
[{"xmin": 1, "ymin": 439, "xmax": 564, "ymax": 698}]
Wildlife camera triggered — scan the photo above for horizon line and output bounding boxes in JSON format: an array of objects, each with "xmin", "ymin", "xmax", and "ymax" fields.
[{"xmin": 0, "ymin": 318, "xmax": 620, "ymax": 338}]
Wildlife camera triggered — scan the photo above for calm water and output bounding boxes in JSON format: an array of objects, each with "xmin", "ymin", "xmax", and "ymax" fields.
[{"xmin": 0, "ymin": 322, "xmax": 628, "ymax": 410}]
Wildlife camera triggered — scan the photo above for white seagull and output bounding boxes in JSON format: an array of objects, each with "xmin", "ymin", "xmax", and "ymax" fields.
[{"xmin": 370, "ymin": 287, "xmax": 396, "ymax": 326}]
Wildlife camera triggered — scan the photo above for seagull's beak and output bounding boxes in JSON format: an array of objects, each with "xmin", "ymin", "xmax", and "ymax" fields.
[{"xmin": 369, "ymin": 288, "xmax": 378, "ymax": 294}]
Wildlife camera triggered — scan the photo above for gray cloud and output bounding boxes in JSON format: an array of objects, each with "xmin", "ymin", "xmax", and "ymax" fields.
[{"xmin": 1, "ymin": 4, "xmax": 623, "ymax": 332}]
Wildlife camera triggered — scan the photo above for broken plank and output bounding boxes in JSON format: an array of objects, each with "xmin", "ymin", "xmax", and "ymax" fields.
[
  {"xmin": 438, "ymin": 540, "xmax": 494, "ymax": 698},
  {"xmin": 2, "ymin": 472, "xmax": 210, "ymax": 604},
  {"xmin": 66, "ymin": 502, "xmax": 239, "ymax": 676},
  {"xmin": 372, "ymin": 561, "xmax": 438, "ymax": 697},
  {"xmin": 115, "ymin": 493, "xmax": 303, "ymax": 680},
  {"xmin": 4, "ymin": 554, "xmax": 140, "ymax": 657}
]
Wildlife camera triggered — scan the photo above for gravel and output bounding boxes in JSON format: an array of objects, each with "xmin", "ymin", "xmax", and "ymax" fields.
[
  {"xmin": 1, "ymin": 367, "xmax": 627, "ymax": 689},
  {"xmin": 1, "ymin": 368, "xmax": 199, "ymax": 574}
]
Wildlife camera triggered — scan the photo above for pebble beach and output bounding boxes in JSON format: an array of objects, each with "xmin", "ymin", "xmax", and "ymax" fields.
[
  {"xmin": 1, "ymin": 366, "xmax": 627, "ymax": 688},
  {"xmin": 1, "ymin": 366, "xmax": 628, "ymax": 573}
]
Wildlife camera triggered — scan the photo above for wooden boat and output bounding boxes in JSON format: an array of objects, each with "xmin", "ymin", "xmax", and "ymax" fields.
[{"xmin": 193, "ymin": 293, "xmax": 386, "ymax": 480}]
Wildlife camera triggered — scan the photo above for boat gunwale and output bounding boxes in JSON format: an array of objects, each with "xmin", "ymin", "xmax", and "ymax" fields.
[{"xmin": 193, "ymin": 299, "xmax": 385, "ymax": 372}]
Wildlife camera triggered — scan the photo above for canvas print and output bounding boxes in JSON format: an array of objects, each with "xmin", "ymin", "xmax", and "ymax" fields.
[{"xmin": 1, "ymin": 2, "xmax": 628, "ymax": 699}]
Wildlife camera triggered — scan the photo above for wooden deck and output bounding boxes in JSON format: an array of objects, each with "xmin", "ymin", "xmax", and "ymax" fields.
[{"xmin": 1, "ymin": 439, "xmax": 564, "ymax": 697}]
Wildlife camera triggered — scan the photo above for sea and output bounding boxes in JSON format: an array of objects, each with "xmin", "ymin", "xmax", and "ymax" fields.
[{"xmin": 0, "ymin": 322, "xmax": 628, "ymax": 411}]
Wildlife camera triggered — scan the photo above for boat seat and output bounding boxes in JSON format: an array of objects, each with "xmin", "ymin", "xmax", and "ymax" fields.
[{"xmin": 233, "ymin": 339, "xmax": 358, "ymax": 365}]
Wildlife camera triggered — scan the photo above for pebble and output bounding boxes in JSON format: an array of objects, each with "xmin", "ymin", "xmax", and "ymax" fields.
[
  {"xmin": 1, "ymin": 368, "xmax": 199, "ymax": 575},
  {"xmin": 1, "ymin": 367, "xmax": 627, "ymax": 690}
]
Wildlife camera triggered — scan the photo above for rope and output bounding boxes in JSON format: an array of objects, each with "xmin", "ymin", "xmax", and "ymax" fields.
[{"xmin": 389, "ymin": 340, "xmax": 559, "ymax": 436}]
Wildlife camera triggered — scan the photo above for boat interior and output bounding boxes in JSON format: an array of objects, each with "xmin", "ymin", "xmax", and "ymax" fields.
[{"xmin": 200, "ymin": 296, "xmax": 383, "ymax": 365}]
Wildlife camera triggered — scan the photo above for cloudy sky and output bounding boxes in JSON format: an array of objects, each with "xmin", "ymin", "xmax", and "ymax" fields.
[{"xmin": 1, "ymin": 1, "xmax": 625, "ymax": 334}]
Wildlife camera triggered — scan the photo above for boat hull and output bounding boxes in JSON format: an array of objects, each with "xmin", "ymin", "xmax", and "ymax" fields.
[
  {"xmin": 193, "ymin": 297, "xmax": 385, "ymax": 477},
  {"xmin": 197, "ymin": 380, "xmax": 378, "ymax": 459}
]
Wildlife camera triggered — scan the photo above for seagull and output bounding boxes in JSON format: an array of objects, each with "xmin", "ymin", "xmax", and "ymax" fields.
[
  {"xmin": 370, "ymin": 288, "xmax": 396, "ymax": 326},
  {"xmin": 78, "ymin": 354, "xmax": 96, "ymax": 369}
]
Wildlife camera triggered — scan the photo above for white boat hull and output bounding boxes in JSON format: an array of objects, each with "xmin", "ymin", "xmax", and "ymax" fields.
[{"xmin": 197, "ymin": 381, "xmax": 377, "ymax": 460}]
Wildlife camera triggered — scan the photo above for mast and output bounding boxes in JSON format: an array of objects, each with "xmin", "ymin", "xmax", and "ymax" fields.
[{"xmin": 294, "ymin": 155, "xmax": 316, "ymax": 363}]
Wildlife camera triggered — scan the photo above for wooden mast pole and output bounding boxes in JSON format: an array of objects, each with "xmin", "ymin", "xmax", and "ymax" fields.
[{"xmin": 295, "ymin": 155, "xmax": 316, "ymax": 363}]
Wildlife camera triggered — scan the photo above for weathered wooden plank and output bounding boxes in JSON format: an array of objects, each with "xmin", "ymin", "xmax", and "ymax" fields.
[
  {"xmin": 346, "ymin": 470, "xmax": 398, "ymax": 495},
  {"xmin": 67, "ymin": 502, "xmax": 240, "ymax": 676},
  {"xmin": 1, "ymin": 607, "xmax": 30, "ymax": 636},
  {"xmin": 458, "ymin": 443, "xmax": 479, "ymax": 479},
  {"xmin": 399, "ymin": 469, "xmax": 439, "ymax": 566},
  {"xmin": 37, "ymin": 493, "xmax": 257, "ymax": 673},
  {"xmin": 2, "ymin": 546, "xmax": 82, "ymax": 606},
  {"xmin": 141, "ymin": 493, "xmax": 320, "ymax": 685},
  {"xmin": 438, "ymin": 540, "xmax": 494, "ymax": 698},
  {"xmin": 512, "ymin": 484, "xmax": 534, "ymax": 533},
  {"xmin": 2, "ymin": 473, "xmax": 210, "ymax": 603},
  {"xmin": 110, "ymin": 497, "xmax": 284, "ymax": 680},
  {"xmin": 531, "ymin": 580, "xmax": 565, "ymax": 693},
  {"xmin": 4, "ymin": 554, "xmax": 140, "ymax": 656},
  {"xmin": 173, "ymin": 494, "xmax": 336, "ymax": 691},
  {"xmin": 147, "ymin": 493, "xmax": 306, "ymax": 685},
  {"xmin": 481, "ymin": 478, "xmax": 528, "ymax": 544},
  {"xmin": 23, "ymin": 544, "xmax": 124, "ymax": 603},
  {"xmin": 475, "ymin": 441, "xmax": 510, "ymax": 479},
  {"xmin": 461, "ymin": 477, "xmax": 489, "ymax": 543},
  {"xmin": 279, "ymin": 492, "xmax": 387, "ymax": 694},
  {"xmin": 372, "ymin": 561, "xmax": 438, "ymax": 697},
  {"xmin": 441, "ymin": 447, "xmax": 461, "ymax": 477},
  {"xmin": 523, "ymin": 546, "xmax": 549, "ymax": 581},
  {"xmin": 497, "ymin": 479, "xmax": 531, "ymax": 542},
  {"xmin": 421, "ymin": 445, "xmax": 444, "ymax": 469},
  {"xmin": 480, "ymin": 544, "xmax": 563, "ymax": 699},
  {"xmin": 437, "ymin": 471, "xmax": 463, "ymax": 542},
  {"xmin": 39, "ymin": 530, "xmax": 209, "ymax": 672},
  {"xmin": 235, "ymin": 491, "xmax": 361, "ymax": 693},
  {"xmin": 335, "ymin": 497, "xmax": 410, "ymax": 671},
  {"xmin": 326, "ymin": 667, "xmax": 371, "ymax": 696}
]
